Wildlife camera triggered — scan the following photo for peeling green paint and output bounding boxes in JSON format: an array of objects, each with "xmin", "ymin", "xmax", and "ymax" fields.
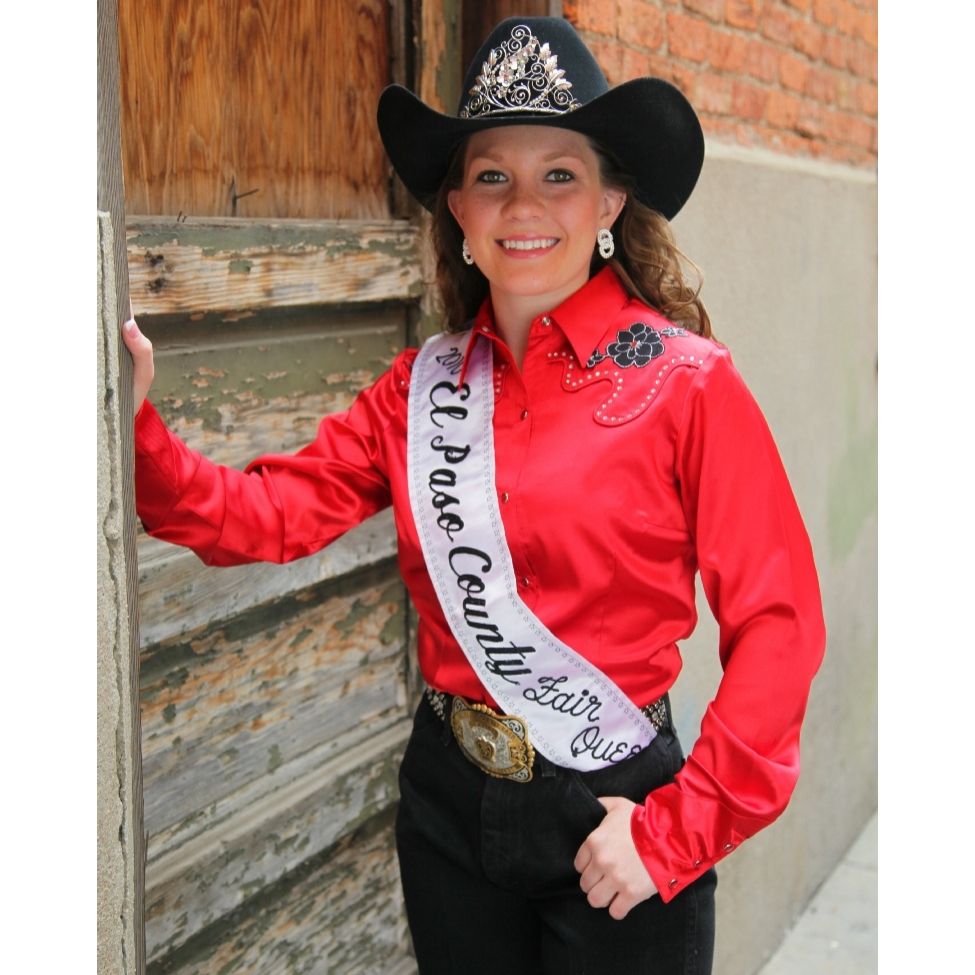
[
  {"xmin": 228, "ymin": 258, "xmax": 253, "ymax": 274},
  {"xmin": 162, "ymin": 703, "xmax": 177, "ymax": 723},
  {"xmin": 267, "ymin": 744, "xmax": 283, "ymax": 774},
  {"xmin": 127, "ymin": 222, "xmax": 419, "ymax": 262}
]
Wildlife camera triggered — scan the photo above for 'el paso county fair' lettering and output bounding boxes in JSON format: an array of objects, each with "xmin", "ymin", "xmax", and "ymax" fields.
[
  {"xmin": 427, "ymin": 380, "xmax": 536, "ymax": 684},
  {"xmin": 422, "ymin": 355, "xmax": 641, "ymax": 764}
]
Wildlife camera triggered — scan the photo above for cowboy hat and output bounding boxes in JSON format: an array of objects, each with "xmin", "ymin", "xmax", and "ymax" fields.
[{"xmin": 377, "ymin": 16, "xmax": 704, "ymax": 220}]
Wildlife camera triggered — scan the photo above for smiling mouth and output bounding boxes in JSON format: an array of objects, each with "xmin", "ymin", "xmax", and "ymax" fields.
[{"xmin": 499, "ymin": 237, "xmax": 559, "ymax": 251}]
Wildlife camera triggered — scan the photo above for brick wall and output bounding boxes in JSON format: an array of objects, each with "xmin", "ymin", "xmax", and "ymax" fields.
[{"xmin": 563, "ymin": 0, "xmax": 877, "ymax": 166}]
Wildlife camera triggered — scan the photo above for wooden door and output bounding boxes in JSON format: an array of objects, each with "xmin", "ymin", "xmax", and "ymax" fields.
[{"xmin": 118, "ymin": 2, "xmax": 556, "ymax": 971}]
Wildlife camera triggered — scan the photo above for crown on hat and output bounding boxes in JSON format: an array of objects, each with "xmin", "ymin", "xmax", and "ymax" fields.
[{"xmin": 459, "ymin": 23, "xmax": 582, "ymax": 119}]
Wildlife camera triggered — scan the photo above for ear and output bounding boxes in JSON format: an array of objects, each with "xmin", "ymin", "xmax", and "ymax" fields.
[
  {"xmin": 447, "ymin": 189, "xmax": 464, "ymax": 229},
  {"xmin": 600, "ymin": 187, "xmax": 626, "ymax": 227}
]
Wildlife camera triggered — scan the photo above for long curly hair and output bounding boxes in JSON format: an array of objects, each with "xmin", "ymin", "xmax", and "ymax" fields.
[{"xmin": 430, "ymin": 135, "xmax": 712, "ymax": 338}]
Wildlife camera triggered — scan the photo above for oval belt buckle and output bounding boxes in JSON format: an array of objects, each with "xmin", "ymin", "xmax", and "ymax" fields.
[{"xmin": 450, "ymin": 698, "xmax": 535, "ymax": 783}]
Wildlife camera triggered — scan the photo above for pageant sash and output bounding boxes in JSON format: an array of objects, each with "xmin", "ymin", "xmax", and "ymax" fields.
[{"xmin": 407, "ymin": 330, "xmax": 656, "ymax": 771}]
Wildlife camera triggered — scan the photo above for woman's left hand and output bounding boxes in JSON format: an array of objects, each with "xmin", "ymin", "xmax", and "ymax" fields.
[{"xmin": 573, "ymin": 796, "xmax": 658, "ymax": 920}]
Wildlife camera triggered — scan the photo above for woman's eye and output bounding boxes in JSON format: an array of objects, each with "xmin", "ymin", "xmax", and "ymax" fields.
[
  {"xmin": 474, "ymin": 170, "xmax": 506, "ymax": 183},
  {"xmin": 547, "ymin": 169, "xmax": 575, "ymax": 182}
]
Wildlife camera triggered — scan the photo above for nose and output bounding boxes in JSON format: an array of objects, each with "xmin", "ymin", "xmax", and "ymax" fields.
[{"xmin": 501, "ymin": 180, "xmax": 544, "ymax": 220}]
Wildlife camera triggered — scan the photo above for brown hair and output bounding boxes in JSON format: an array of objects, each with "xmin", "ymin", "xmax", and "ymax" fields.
[{"xmin": 431, "ymin": 134, "xmax": 712, "ymax": 338}]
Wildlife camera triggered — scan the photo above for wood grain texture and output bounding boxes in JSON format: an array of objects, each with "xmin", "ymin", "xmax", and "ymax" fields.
[
  {"xmin": 146, "ymin": 808, "xmax": 413, "ymax": 975},
  {"xmin": 127, "ymin": 217, "xmax": 422, "ymax": 315},
  {"xmin": 118, "ymin": 0, "xmax": 390, "ymax": 219},
  {"xmin": 146, "ymin": 723, "xmax": 411, "ymax": 961},
  {"xmin": 141, "ymin": 309, "xmax": 405, "ymax": 466},
  {"xmin": 140, "ymin": 565, "xmax": 407, "ymax": 841},
  {"xmin": 138, "ymin": 512, "xmax": 396, "ymax": 646},
  {"xmin": 98, "ymin": 0, "xmax": 146, "ymax": 970}
]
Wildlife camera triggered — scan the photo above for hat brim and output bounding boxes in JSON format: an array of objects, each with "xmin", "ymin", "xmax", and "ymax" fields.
[{"xmin": 377, "ymin": 77, "xmax": 704, "ymax": 220}]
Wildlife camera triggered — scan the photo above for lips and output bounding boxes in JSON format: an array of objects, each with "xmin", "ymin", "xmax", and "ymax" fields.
[{"xmin": 498, "ymin": 237, "xmax": 559, "ymax": 251}]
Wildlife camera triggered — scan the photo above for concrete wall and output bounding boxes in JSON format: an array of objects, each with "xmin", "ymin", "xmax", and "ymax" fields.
[{"xmin": 670, "ymin": 141, "xmax": 877, "ymax": 974}]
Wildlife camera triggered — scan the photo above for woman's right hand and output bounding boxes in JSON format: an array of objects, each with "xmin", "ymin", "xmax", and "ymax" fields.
[{"xmin": 121, "ymin": 317, "xmax": 155, "ymax": 415}]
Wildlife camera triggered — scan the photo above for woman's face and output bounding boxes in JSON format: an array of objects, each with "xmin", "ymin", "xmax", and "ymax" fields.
[{"xmin": 447, "ymin": 126, "xmax": 626, "ymax": 311}]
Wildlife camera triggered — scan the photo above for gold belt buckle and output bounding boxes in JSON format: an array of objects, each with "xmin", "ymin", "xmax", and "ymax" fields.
[{"xmin": 450, "ymin": 697, "xmax": 535, "ymax": 783}]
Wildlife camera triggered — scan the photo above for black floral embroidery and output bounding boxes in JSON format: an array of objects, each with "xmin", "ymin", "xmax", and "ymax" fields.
[
  {"xmin": 605, "ymin": 322, "xmax": 665, "ymax": 368},
  {"xmin": 586, "ymin": 323, "xmax": 685, "ymax": 370}
]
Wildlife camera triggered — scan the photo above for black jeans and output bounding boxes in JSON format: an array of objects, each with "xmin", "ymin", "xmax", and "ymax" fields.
[{"xmin": 395, "ymin": 696, "xmax": 716, "ymax": 975}]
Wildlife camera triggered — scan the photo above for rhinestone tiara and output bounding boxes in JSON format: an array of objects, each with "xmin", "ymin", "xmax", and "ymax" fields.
[{"xmin": 459, "ymin": 24, "xmax": 582, "ymax": 120}]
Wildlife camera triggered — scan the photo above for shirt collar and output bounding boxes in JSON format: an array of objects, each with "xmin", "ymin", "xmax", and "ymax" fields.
[{"xmin": 463, "ymin": 267, "xmax": 631, "ymax": 383}]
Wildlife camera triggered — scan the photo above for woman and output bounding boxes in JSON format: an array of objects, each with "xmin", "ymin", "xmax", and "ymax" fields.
[{"xmin": 124, "ymin": 16, "xmax": 825, "ymax": 975}]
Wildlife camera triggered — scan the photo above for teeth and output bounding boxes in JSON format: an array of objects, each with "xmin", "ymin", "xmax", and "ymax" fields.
[{"xmin": 501, "ymin": 238, "xmax": 557, "ymax": 251}]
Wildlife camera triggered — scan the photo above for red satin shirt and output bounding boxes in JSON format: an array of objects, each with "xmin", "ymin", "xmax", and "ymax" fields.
[{"xmin": 134, "ymin": 266, "xmax": 825, "ymax": 902}]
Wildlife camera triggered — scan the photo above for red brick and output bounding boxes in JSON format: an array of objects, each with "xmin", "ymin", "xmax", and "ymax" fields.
[
  {"xmin": 684, "ymin": 0, "xmax": 725, "ymax": 22},
  {"xmin": 848, "ymin": 39, "xmax": 874, "ymax": 78},
  {"xmin": 836, "ymin": 0, "xmax": 858, "ymax": 35},
  {"xmin": 761, "ymin": 6, "xmax": 796, "ymax": 45},
  {"xmin": 725, "ymin": 0, "xmax": 761, "ymax": 31},
  {"xmin": 708, "ymin": 29, "xmax": 750, "ymax": 72},
  {"xmin": 731, "ymin": 79, "xmax": 768, "ymax": 120},
  {"xmin": 848, "ymin": 116, "xmax": 874, "ymax": 150},
  {"xmin": 823, "ymin": 32, "xmax": 846, "ymax": 68},
  {"xmin": 766, "ymin": 89, "xmax": 801, "ymax": 128},
  {"xmin": 620, "ymin": 44, "xmax": 649, "ymax": 81},
  {"xmin": 784, "ymin": 0, "xmax": 811, "ymax": 11},
  {"xmin": 564, "ymin": 0, "xmax": 619, "ymax": 35},
  {"xmin": 792, "ymin": 19, "xmax": 825, "ymax": 60},
  {"xmin": 857, "ymin": 10, "xmax": 878, "ymax": 48},
  {"xmin": 667, "ymin": 11, "xmax": 713, "ymax": 62},
  {"xmin": 643, "ymin": 53, "xmax": 697, "ymax": 95},
  {"xmin": 746, "ymin": 38, "xmax": 780, "ymax": 82},
  {"xmin": 796, "ymin": 100, "xmax": 826, "ymax": 138},
  {"xmin": 812, "ymin": 0, "xmax": 838, "ymax": 27},
  {"xmin": 834, "ymin": 76, "xmax": 856, "ymax": 111},
  {"xmin": 856, "ymin": 80, "xmax": 877, "ymax": 117},
  {"xmin": 619, "ymin": 2, "xmax": 665, "ymax": 49},
  {"xmin": 804, "ymin": 66, "xmax": 837, "ymax": 103},
  {"xmin": 780, "ymin": 51, "xmax": 810, "ymax": 92},
  {"xmin": 693, "ymin": 73, "xmax": 733, "ymax": 114},
  {"xmin": 823, "ymin": 106, "xmax": 854, "ymax": 143},
  {"xmin": 588, "ymin": 37, "xmax": 623, "ymax": 86},
  {"xmin": 869, "ymin": 124, "xmax": 877, "ymax": 154}
]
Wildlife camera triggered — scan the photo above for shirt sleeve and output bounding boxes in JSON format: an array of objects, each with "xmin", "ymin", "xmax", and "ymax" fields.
[
  {"xmin": 630, "ymin": 347, "xmax": 827, "ymax": 902},
  {"xmin": 133, "ymin": 350, "xmax": 415, "ymax": 566}
]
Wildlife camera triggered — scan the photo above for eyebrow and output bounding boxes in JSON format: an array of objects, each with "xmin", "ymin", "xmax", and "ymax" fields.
[{"xmin": 468, "ymin": 150, "xmax": 587, "ymax": 165}]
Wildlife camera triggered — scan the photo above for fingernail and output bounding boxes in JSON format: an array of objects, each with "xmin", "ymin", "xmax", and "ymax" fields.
[{"xmin": 123, "ymin": 318, "xmax": 137, "ymax": 333}]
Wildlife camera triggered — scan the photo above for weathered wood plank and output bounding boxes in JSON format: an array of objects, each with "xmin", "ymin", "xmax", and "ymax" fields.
[
  {"xmin": 147, "ymin": 807, "xmax": 413, "ymax": 974},
  {"xmin": 142, "ymin": 313, "xmax": 405, "ymax": 466},
  {"xmin": 138, "ymin": 511, "xmax": 397, "ymax": 646},
  {"xmin": 145, "ymin": 722, "xmax": 410, "ymax": 962},
  {"xmin": 140, "ymin": 565, "xmax": 408, "ymax": 843},
  {"xmin": 98, "ymin": 0, "xmax": 146, "ymax": 970},
  {"xmin": 127, "ymin": 217, "xmax": 422, "ymax": 316},
  {"xmin": 118, "ymin": 0, "xmax": 390, "ymax": 220}
]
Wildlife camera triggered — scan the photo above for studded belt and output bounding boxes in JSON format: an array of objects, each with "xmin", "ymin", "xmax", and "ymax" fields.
[{"xmin": 424, "ymin": 686, "xmax": 671, "ymax": 784}]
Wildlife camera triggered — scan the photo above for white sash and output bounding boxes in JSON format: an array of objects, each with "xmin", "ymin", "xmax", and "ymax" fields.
[{"xmin": 407, "ymin": 330, "xmax": 656, "ymax": 771}]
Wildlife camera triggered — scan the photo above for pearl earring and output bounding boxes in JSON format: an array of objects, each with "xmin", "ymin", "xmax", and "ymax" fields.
[
  {"xmin": 597, "ymin": 228, "xmax": 614, "ymax": 260},
  {"xmin": 462, "ymin": 239, "xmax": 475, "ymax": 266}
]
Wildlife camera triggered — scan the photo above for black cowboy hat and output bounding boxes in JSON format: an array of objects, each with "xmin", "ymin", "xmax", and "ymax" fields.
[{"xmin": 377, "ymin": 16, "xmax": 704, "ymax": 220}]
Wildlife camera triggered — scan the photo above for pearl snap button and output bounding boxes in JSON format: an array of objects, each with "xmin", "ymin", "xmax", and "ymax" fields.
[
  {"xmin": 520, "ymin": 409, "xmax": 529, "ymax": 420},
  {"xmin": 501, "ymin": 492, "xmax": 510, "ymax": 503},
  {"xmin": 541, "ymin": 316, "xmax": 551, "ymax": 326},
  {"xmin": 668, "ymin": 878, "xmax": 678, "ymax": 890},
  {"xmin": 723, "ymin": 843, "xmax": 735, "ymax": 853}
]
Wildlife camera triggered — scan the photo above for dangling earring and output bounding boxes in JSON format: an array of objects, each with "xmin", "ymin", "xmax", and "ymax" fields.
[
  {"xmin": 462, "ymin": 239, "xmax": 475, "ymax": 266},
  {"xmin": 597, "ymin": 228, "xmax": 615, "ymax": 260}
]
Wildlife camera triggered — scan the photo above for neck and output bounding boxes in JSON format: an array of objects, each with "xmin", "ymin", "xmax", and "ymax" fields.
[{"xmin": 490, "ymin": 277, "xmax": 587, "ymax": 369}]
